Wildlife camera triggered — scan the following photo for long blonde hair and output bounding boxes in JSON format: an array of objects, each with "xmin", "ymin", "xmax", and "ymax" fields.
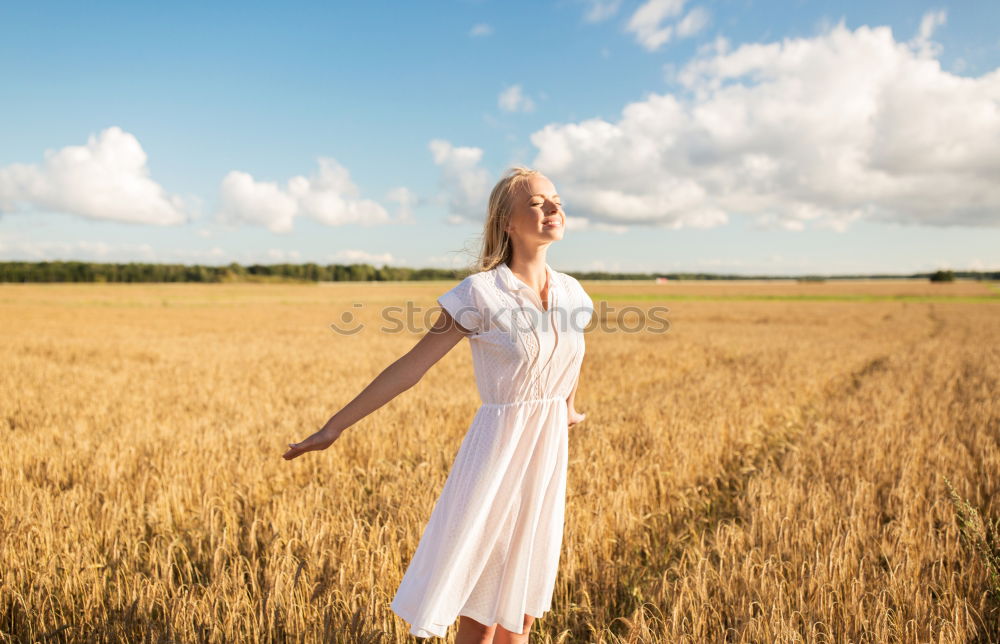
[{"xmin": 469, "ymin": 166, "xmax": 543, "ymax": 273}]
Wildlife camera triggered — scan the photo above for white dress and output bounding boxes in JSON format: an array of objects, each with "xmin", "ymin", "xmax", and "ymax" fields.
[{"xmin": 391, "ymin": 261, "xmax": 594, "ymax": 638}]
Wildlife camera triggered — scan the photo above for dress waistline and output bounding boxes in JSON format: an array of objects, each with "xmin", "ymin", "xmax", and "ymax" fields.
[{"xmin": 480, "ymin": 395, "xmax": 566, "ymax": 408}]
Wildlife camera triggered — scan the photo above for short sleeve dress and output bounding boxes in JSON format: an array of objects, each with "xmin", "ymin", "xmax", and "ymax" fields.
[{"xmin": 390, "ymin": 261, "xmax": 594, "ymax": 638}]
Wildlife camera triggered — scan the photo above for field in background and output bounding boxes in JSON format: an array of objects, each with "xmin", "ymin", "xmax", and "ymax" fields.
[{"xmin": 2, "ymin": 280, "xmax": 998, "ymax": 642}]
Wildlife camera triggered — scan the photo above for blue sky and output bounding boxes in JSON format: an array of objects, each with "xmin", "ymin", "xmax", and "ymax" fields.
[{"xmin": 1, "ymin": 0, "xmax": 998, "ymax": 275}]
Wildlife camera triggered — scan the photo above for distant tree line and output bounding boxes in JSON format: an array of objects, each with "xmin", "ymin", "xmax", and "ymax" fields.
[
  {"xmin": 0, "ymin": 261, "xmax": 467, "ymax": 283},
  {"xmin": 0, "ymin": 261, "xmax": 997, "ymax": 283}
]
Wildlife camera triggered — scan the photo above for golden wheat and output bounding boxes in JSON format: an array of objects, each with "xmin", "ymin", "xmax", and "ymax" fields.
[{"xmin": 1, "ymin": 280, "xmax": 998, "ymax": 642}]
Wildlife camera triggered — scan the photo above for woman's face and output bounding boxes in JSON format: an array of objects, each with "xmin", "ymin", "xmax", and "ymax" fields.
[{"xmin": 505, "ymin": 175, "xmax": 565, "ymax": 244}]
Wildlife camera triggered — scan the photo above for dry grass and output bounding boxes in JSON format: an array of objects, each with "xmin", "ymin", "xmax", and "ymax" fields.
[{"xmin": 1, "ymin": 280, "xmax": 998, "ymax": 643}]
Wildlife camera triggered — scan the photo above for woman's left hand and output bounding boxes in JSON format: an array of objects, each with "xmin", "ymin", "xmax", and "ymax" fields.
[
  {"xmin": 283, "ymin": 425, "xmax": 342, "ymax": 460},
  {"xmin": 567, "ymin": 405, "xmax": 586, "ymax": 428}
]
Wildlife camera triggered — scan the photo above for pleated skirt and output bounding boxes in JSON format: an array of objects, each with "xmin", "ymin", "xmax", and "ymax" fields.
[{"xmin": 391, "ymin": 396, "xmax": 569, "ymax": 638}]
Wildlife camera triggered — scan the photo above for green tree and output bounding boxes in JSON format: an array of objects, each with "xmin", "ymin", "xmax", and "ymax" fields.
[{"xmin": 929, "ymin": 269, "xmax": 955, "ymax": 282}]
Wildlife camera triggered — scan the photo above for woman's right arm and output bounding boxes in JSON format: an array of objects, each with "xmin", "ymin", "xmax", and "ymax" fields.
[{"xmin": 282, "ymin": 309, "xmax": 474, "ymax": 460}]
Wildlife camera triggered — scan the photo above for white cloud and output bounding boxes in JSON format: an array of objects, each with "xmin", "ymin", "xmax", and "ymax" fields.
[
  {"xmin": 564, "ymin": 215, "xmax": 629, "ymax": 234},
  {"xmin": 530, "ymin": 15, "xmax": 1000, "ymax": 230},
  {"xmin": 217, "ymin": 157, "xmax": 394, "ymax": 233},
  {"xmin": 429, "ymin": 139, "xmax": 492, "ymax": 224},
  {"xmin": 174, "ymin": 246, "xmax": 227, "ymax": 261},
  {"xmin": 385, "ymin": 186, "xmax": 418, "ymax": 223},
  {"xmin": 0, "ymin": 233, "xmax": 231, "ymax": 263},
  {"xmin": 498, "ymin": 84, "xmax": 536, "ymax": 113},
  {"xmin": 329, "ymin": 249, "xmax": 400, "ymax": 266},
  {"xmin": 0, "ymin": 126, "xmax": 191, "ymax": 225},
  {"xmin": 909, "ymin": 8, "xmax": 946, "ymax": 58},
  {"xmin": 266, "ymin": 248, "xmax": 302, "ymax": 261},
  {"xmin": 675, "ymin": 6, "xmax": 710, "ymax": 38},
  {"xmin": 695, "ymin": 34, "xmax": 729, "ymax": 57},
  {"xmin": 0, "ymin": 237, "xmax": 155, "ymax": 261},
  {"xmin": 625, "ymin": 0, "xmax": 701, "ymax": 51},
  {"xmin": 585, "ymin": 259, "xmax": 622, "ymax": 271},
  {"xmin": 218, "ymin": 172, "xmax": 298, "ymax": 233},
  {"xmin": 469, "ymin": 23, "xmax": 493, "ymax": 37},
  {"xmin": 967, "ymin": 258, "xmax": 1000, "ymax": 271},
  {"xmin": 425, "ymin": 252, "xmax": 470, "ymax": 268},
  {"xmin": 583, "ymin": 0, "xmax": 623, "ymax": 23}
]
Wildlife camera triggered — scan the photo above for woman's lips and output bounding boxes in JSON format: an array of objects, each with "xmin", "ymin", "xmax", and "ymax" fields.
[{"xmin": 543, "ymin": 218, "xmax": 562, "ymax": 228}]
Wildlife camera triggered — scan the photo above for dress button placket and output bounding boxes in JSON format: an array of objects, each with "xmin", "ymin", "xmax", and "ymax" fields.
[{"xmin": 498, "ymin": 280, "xmax": 539, "ymax": 398}]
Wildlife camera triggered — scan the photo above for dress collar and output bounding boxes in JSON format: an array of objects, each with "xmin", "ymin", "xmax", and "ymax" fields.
[{"xmin": 497, "ymin": 261, "xmax": 557, "ymax": 295}]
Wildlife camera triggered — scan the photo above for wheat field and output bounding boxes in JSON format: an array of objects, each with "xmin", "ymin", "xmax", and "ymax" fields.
[{"xmin": 2, "ymin": 279, "xmax": 998, "ymax": 643}]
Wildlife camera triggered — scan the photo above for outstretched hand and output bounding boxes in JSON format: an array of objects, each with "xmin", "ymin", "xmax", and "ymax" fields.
[{"xmin": 283, "ymin": 426, "xmax": 342, "ymax": 460}]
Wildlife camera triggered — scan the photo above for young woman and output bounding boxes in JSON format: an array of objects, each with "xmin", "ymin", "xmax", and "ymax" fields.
[{"xmin": 283, "ymin": 166, "xmax": 594, "ymax": 642}]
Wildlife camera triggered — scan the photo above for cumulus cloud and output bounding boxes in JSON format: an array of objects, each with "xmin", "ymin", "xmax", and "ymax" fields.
[
  {"xmin": 329, "ymin": 248, "xmax": 400, "ymax": 266},
  {"xmin": 0, "ymin": 233, "xmax": 231, "ymax": 263},
  {"xmin": 625, "ymin": 0, "xmax": 707, "ymax": 51},
  {"xmin": 385, "ymin": 186, "xmax": 418, "ymax": 223},
  {"xmin": 0, "ymin": 237, "xmax": 155, "ymax": 261},
  {"xmin": 564, "ymin": 215, "xmax": 629, "ymax": 234},
  {"xmin": 0, "ymin": 126, "xmax": 191, "ymax": 225},
  {"xmin": 675, "ymin": 6, "xmax": 710, "ymax": 38},
  {"xmin": 429, "ymin": 139, "xmax": 491, "ymax": 224},
  {"xmin": 425, "ymin": 252, "xmax": 470, "ymax": 269},
  {"xmin": 469, "ymin": 23, "xmax": 493, "ymax": 37},
  {"xmin": 530, "ymin": 13, "xmax": 1000, "ymax": 231},
  {"xmin": 218, "ymin": 172, "xmax": 298, "ymax": 233},
  {"xmin": 909, "ymin": 8, "xmax": 946, "ymax": 58},
  {"xmin": 498, "ymin": 84, "xmax": 536, "ymax": 113},
  {"xmin": 217, "ymin": 157, "xmax": 396, "ymax": 233}
]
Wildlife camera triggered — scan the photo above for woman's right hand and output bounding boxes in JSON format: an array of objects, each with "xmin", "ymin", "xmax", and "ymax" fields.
[
  {"xmin": 283, "ymin": 425, "xmax": 342, "ymax": 460},
  {"xmin": 281, "ymin": 309, "xmax": 467, "ymax": 462}
]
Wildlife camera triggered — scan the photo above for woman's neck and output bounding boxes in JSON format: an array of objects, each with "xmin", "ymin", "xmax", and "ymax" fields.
[{"xmin": 506, "ymin": 255, "xmax": 550, "ymax": 301}]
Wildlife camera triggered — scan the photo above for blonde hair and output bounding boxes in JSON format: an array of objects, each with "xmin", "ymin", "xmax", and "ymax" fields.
[{"xmin": 469, "ymin": 165, "xmax": 544, "ymax": 273}]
